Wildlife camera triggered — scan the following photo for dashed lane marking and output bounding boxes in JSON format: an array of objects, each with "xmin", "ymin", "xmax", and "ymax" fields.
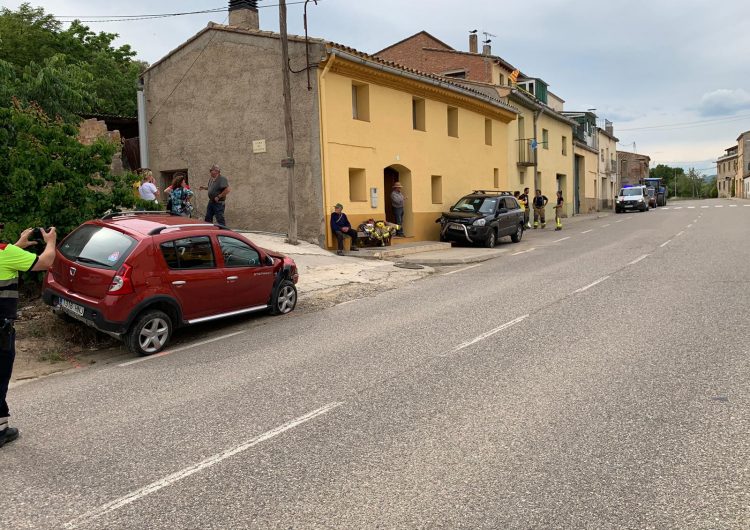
[
  {"xmin": 444, "ymin": 264, "xmax": 482, "ymax": 275},
  {"xmin": 602, "ymin": 224, "xmax": 610, "ymax": 227},
  {"xmin": 673, "ymin": 207, "xmax": 683, "ymax": 210},
  {"xmin": 676, "ymin": 231, "xmax": 685, "ymax": 237},
  {"xmin": 687, "ymin": 206, "xmax": 695, "ymax": 209},
  {"xmin": 729, "ymin": 204, "xmax": 738, "ymax": 207},
  {"xmin": 451, "ymin": 315, "xmax": 529, "ymax": 353},
  {"xmin": 715, "ymin": 205, "xmax": 724, "ymax": 208},
  {"xmin": 511, "ymin": 248, "xmax": 535, "ymax": 256},
  {"xmin": 573, "ymin": 276, "xmax": 611, "ymax": 294},
  {"xmin": 615, "ymin": 219, "xmax": 623, "ymax": 223},
  {"xmin": 553, "ymin": 236, "xmax": 571, "ymax": 243},
  {"xmin": 581, "ymin": 229, "xmax": 593, "ymax": 234},
  {"xmin": 687, "ymin": 224, "xmax": 693, "ymax": 228},
  {"xmin": 118, "ymin": 331, "xmax": 248, "ymax": 367},
  {"xmin": 660, "ymin": 239, "xmax": 672, "ymax": 248},
  {"xmin": 628, "ymin": 254, "xmax": 649, "ymax": 265},
  {"xmin": 701, "ymin": 206, "xmax": 710, "ymax": 208},
  {"xmin": 63, "ymin": 402, "xmax": 344, "ymax": 529}
]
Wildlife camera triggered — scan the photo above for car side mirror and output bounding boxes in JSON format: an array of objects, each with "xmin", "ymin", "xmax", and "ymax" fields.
[{"xmin": 265, "ymin": 255, "xmax": 274, "ymax": 266}]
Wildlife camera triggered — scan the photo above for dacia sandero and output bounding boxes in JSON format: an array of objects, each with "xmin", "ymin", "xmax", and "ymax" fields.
[{"xmin": 42, "ymin": 212, "xmax": 299, "ymax": 355}]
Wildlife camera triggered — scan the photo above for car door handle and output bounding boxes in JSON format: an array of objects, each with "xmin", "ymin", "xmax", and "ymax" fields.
[
  {"xmin": 172, "ymin": 280, "xmax": 186, "ymax": 286},
  {"xmin": 226, "ymin": 276, "xmax": 239, "ymax": 281}
]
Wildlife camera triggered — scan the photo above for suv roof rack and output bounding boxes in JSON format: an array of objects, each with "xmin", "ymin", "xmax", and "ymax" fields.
[
  {"xmin": 100, "ymin": 210, "xmax": 177, "ymax": 220},
  {"xmin": 148, "ymin": 223, "xmax": 218, "ymax": 235},
  {"xmin": 471, "ymin": 190, "xmax": 513, "ymax": 196}
]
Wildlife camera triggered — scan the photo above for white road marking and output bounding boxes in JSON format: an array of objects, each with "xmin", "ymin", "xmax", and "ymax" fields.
[
  {"xmin": 660, "ymin": 239, "xmax": 672, "ymax": 248},
  {"xmin": 553, "ymin": 236, "xmax": 571, "ymax": 243},
  {"xmin": 673, "ymin": 206, "xmax": 683, "ymax": 210},
  {"xmin": 687, "ymin": 224, "xmax": 693, "ymax": 228},
  {"xmin": 744, "ymin": 204, "xmax": 750, "ymax": 207},
  {"xmin": 676, "ymin": 231, "xmax": 684, "ymax": 237},
  {"xmin": 715, "ymin": 205, "xmax": 724, "ymax": 208},
  {"xmin": 63, "ymin": 402, "xmax": 343, "ymax": 529},
  {"xmin": 662, "ymin": 207, "xmax": 670, "ymax": 210},
  {"xmin": 602, "ymin": 224, "xmax": 610, "ymax": 227},
  {"xmin": 687, "ymin": 206, "xmax": 695, "ymax": 209},
  {"xmin": 730, "ymin": 204, "xmax": 738, "ymax": 207},
  {"xmin": 701, "ymin": 206, "xmax": 710, "ymax": 208},
  {"xmin": 336, "ymin": 300, "xmax": 357, "ymax": 306},
  {"xmin": 511, "ymin": 248, "xmax": 535, "ymax": 256},
  {"xmin": 615, "ymin": 219, "xmax": 623, "ymax": 223},
  {"xmin": 118, "ymin": 331, "xmax": 247, "ymax": 367},
  {"xmin": 628, "ymin": 254, "xmax": 649, "ymax": 265},
  {"xmin": 581, "ymin": 229, "xmax": 593, "ymax": 234},
  {"xmin": 444, "ymin": 263, "xmax": 482, "ymax": 275},
  {"xmin": 452, "ymin": 315, "xmax": 529, "ymax": 352},
  {"xmin": 573, "ymin": 276, "xmax": 610, "ymax": 294}
]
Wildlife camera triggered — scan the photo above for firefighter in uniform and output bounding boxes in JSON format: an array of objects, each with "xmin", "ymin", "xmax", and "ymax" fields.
[
  {"xmin": 532, "ymin": 189, "xmax": 549, "ymax": 229},
  {"xmin": 555, "ymin": 190, "xmax": 564, "ymax": 231},
  {"xmin": 1, "ymin": 226, "xmax": 57, "ymax": 447}
]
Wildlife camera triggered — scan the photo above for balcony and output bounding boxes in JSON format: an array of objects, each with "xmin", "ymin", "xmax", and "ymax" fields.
[{"xmin": 517, "ymin": 140, "xmax": 535, "ymax": 166}]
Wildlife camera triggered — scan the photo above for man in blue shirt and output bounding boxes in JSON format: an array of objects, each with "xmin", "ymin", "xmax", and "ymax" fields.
[{"xmin": 330, "ymin": 203, "xmax": 359, "ymax": 256}]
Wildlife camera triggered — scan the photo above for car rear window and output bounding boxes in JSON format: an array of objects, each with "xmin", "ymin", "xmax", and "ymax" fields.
[{"xmin": 59, "ymin": 225, "xmax": 136, "ymax": 269}]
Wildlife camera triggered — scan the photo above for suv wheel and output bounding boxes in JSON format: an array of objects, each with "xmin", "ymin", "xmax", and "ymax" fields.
[
  {"xmin": 484, "ymin": 230, "xmax": 496, "ymax": 248},
  {"xmin": 511, "ymin": 223, "xmax": 523, "ymax": 243},
  {"xmin": 270, "ymin": 279, "xmax": 297, "ymax": 315},
  {"xmin": 127, "ymin": 310, "xmax": 172, "ymax": 356}
]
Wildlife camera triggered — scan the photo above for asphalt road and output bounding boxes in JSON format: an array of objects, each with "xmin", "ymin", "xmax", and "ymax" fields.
[{"xmin": 3, "ymin": 199, "xmax": 749, "ymax": 529}]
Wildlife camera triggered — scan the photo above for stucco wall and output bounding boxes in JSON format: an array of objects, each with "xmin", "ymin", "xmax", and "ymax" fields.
[{"xmin": 142, "ymin": 29, "xmax": 325, "ymax": 243}]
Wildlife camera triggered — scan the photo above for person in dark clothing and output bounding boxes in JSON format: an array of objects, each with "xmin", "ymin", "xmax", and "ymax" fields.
[
  {"xmin": 330, "ymin": 203, "xmax": 359, "ymax": 256},
  {"xmin": 200, "ymin": 164, "xmax": 230, "ymax": 226},
  {"xmin": 555, "ymin": 190, "xmax": 564, "ymax": 230},
  {"xmin": 519, "ymin": 187, "xmax": 531, "ymax": 228},
  {"xmin": 532, "ymin": 189, "xmax": 549, "ymax": 229}
]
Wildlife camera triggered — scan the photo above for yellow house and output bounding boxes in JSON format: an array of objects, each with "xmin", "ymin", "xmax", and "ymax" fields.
[{"xmin": 318, "ymin": 47, "xmax": 518, "ymax": 245}]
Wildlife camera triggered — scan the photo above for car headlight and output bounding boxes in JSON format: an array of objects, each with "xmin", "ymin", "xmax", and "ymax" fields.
[{"xmin": 473, "ymin": 218, "xmax": 486, "ymax": 227}]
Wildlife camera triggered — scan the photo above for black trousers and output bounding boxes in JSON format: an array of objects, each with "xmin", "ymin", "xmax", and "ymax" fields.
[
  {"xmin": 335, "ymin": 230, "xmax": 357, "ymax": 250},
  {"xmin": 0, "ymin": 326, "xmax": 15, "ymax": 420}
]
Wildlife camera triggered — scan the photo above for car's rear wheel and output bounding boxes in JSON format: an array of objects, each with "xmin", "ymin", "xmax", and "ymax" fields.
[
  {"xmin": 484, "ymin": 230, "xmax": 496, "ymax": 248},
  {"xmin": 270, "ymin": 280, "xmax": 297, "ymax": 315},
  {"xmin": 511, "ymin": 223, "xmax": 523, "ymax": 243},
  {"xmin": 127, "ymin": 310, "xmax": 172, "ymax": 356}
]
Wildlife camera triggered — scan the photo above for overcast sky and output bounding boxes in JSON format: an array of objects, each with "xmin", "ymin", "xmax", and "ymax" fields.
[{"xmin": 8, "ymin": 0, "xmax": 750, "ymax": 174}]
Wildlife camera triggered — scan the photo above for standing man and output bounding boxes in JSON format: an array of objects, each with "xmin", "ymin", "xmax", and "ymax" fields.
[
  {"xmin": 532, "ymin": 189, "xmax": 549, "ymax": 229},
  {"xmin": 554, "ymin": 190, "xmax": 564, "ymax": 231},
  {"xmin": 330, "ymin": 203, "xmax": 359, "ymax": 256},
  {"xmin": 391, "ymin": 182, "xmax": 406, "ymax": 237},
  {"xmin": 200, "ymin": 164, "xmax": 230, "ymax": 226},
  {"xmin": 519, "ymin": 187, "xmax": 531, "ymax": 229},
  {"xmin": 1, "ymin": 225, "xmax": 57, "ymax": 447}
]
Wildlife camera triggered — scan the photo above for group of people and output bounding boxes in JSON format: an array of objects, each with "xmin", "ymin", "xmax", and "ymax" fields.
[
  {"xmin": 515, "ymin": 187, "xmax": 564, "ymax": 231},
  {"xmin": 136, "ymin": 164, "xmax": 230, "ymax": 225}
]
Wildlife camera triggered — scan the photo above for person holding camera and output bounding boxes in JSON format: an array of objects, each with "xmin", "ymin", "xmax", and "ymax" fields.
[{"xmin": 0, "ymin": 226, "xmax": 57, "ymax": 448}]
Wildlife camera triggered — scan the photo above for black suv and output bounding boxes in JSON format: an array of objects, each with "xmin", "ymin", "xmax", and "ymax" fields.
[{"xmin": 437, "ymin": 190, "xmax": 525, "ymax": 247}]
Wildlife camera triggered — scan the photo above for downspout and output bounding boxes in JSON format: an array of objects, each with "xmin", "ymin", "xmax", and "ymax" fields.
[
  {"xmin": 137, "ymin": 78, "xmax": 149, "ymax": 169},
  {"xmin": 533, "ymin": 106, "xmax": 545, "ymax": 191},
  {"xmin": 317, "ymin": 52, "xmax": 336, "ymax": 247}
]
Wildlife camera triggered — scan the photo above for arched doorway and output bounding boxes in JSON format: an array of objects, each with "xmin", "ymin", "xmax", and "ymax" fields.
[{"xmin": 383, "ymin": 164, "xmax": 412, "ymax": 236}]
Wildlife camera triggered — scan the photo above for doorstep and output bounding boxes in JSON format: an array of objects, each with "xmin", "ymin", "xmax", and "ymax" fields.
[{"xmin": 355, "ymin": 241, "xmax": 451, "ymax": 260}]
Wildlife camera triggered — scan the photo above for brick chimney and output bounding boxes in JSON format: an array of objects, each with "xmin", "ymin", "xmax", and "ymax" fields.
[
  {"xmin": 229, "ymin": 0, "xmax": 259, "ymax": 30},
  {"xmin": 469, "ymin": 33, "xmax": 478, "ymax": 53}
]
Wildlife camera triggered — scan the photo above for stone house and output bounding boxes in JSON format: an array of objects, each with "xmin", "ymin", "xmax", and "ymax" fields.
[
  {"xmin": 716, "ymin": 145, "xmax": 738, "ymax": 198},
  {"xmin": 616, "ymin": 151, "xmax": 651, "ymax": 187}
]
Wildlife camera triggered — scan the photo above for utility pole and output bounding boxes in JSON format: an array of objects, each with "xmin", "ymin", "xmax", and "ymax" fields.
[{"xmin": 279, "ymin": 0, "xmax": 298, "ymax": 244}]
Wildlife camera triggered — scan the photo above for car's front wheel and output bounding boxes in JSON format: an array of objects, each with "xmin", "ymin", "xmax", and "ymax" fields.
[
  {"xmin": 484, "ymin": 230, "xmax": 496, "ymax": 248},
  {"xmin": 127, "ymin": 310, "xmax": 172, "ymax": 356},
  {"xmin": 270, "ymin": 279, "xmax": 297, "ymax": 315},
  {"xmin": 511, "ymin": 223, "xmax": 523, "ymax": 243}
]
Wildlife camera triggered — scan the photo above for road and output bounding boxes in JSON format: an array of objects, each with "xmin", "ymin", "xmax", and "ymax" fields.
[{"xmin": 3, "ymin": 199, "xmax": 749, "ymax": 529}]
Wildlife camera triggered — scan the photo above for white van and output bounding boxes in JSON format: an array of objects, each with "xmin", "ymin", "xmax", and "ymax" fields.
[{"xmin": 615, "ymin": 185, "xmax": 649, "ymax": 213}]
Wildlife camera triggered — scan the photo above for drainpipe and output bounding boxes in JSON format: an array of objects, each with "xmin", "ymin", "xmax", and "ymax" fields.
[
  {"xmin": 137, "ymin": 78, "xmax": 149, "ymax": 169},
  {"xmin": 532, "ymin": 106, "xmax": 545, "ymax": 191}
]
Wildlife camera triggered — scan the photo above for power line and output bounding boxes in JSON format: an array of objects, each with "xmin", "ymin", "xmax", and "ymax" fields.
[{"xmin": 619, "ymin": 112, "xmax": 750, "ymax": 132}]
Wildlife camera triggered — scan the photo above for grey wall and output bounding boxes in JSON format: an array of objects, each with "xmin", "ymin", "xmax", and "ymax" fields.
[{"xmin": 143, "ymin": 29, "xmax": 326, "ymax": 243}]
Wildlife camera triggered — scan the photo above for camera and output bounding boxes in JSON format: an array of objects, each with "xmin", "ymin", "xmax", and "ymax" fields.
[{"xmin": 31, "ymin": 227, "xmax": 50, "ymax": 242}]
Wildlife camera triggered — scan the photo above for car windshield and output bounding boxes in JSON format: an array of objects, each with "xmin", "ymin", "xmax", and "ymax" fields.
[
  {"xmin": 59, "ymin": 225, "xmax": 136, "ymax": 269},
  {"xmin": 620, "ymin": 188, "xmax": 643, "ymax": 196},
  {"xmin": 451, "ymin": 197, "xmax": 498, "ymax": 214}
]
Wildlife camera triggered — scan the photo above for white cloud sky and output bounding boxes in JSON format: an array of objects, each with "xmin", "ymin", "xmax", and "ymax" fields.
[{"xmin": 5, "ymin": 0, "xmax": 750, "ymax": 173}]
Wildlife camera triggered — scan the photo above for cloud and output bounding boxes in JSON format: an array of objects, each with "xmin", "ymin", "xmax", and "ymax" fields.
[{"xmin": 696, "ymin": 89, "xmax": 750, "ymax": 117}]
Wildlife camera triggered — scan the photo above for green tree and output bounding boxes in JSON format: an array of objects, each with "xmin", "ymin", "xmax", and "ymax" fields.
[
  {"xmin": 0, "ymin": 99, "xmax": 138, "ymax": 239},
  {"xmin": 650, "ymin": 164, "xmax": 685, "ymax": 197}
]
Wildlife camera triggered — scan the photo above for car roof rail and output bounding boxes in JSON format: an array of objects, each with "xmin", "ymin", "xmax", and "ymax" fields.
[
  {"xmin": 471, "ymin": 190, "xmax": 513, "ymax": 196},
  {"xmin": 148, "ymin": 223, "xmax": 217, "ymax": 235},
  {"xmin": 101, "ymin": 210, "xmax": 176, "ymax": 220}
]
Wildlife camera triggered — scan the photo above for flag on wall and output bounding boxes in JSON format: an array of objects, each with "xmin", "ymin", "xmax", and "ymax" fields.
[{"xmin": 509, "ymin": 69, "xmax": 520, "ymax": 84}]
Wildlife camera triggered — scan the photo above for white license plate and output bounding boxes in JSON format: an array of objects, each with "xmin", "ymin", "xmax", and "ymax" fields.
[{"xmin": 60, "ymin": 298, "xmax": 85, "ymax": 317}]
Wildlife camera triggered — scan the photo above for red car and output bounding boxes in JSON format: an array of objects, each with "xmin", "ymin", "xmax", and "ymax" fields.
[{"xmin": 42, "ymin": 212, "xmax": 299, "ymax": 355}]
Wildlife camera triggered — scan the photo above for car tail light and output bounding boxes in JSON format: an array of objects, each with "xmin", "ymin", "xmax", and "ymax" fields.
[{"xmin": 109, "ymin": 263, "xmax": 134, "ymax": 295}]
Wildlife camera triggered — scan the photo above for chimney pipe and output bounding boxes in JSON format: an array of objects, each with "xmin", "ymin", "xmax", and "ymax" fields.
[
  {"xmin": 482, "ymin": 43, "xmax": 491, "ymax": 55},
  {"xmin": 469, "ymin": 33, "xmax": 478, "ymax": 53},
  {"xmin": 229, "ymin": 0, "xmax": 259, "ymax": 30}
]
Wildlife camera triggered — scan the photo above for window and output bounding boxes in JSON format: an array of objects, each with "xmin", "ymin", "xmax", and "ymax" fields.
[
  {"xmin": 600, "ymin": 149, "xmax": 605, "ymax": 162},
  {"xmin": 348, "ymin": 168, "xmax": 367, "ymax": 202},
  {"xmin": 517, "ymin": 116, "xmax": 525, "ymax": 140},
  {"xmin": 447, "ymin": 106, "xmax": 459, "ymax": 137},
  {"xmin": 503, "ymin": 197, "xmax": 518, "ymax": 210},
  {"xmin": 542, "ymin": 129, "xmax": 549, "ymax": 149},
  {"xmin": 485, "ymin": 118, "xmax": 492, "ymax": 146},
  {"xmin": 351, "ymin": 82, "xmax": 369, "ymax": 121},
  {"xmin": 443, "ymin": 70, "xmax": 466, "ymax": 79},
  {"xmin": 412, "ymin": 97, "xmax": 425, "ymax": 131},
  {"xmin": 218, "ymin": 236, "xmax": 261, "ymax": 267},
  {"xmin": 493, "ymin": 168, "xmax": 500, "ymax": 188},
  {"xmin": 60, "ymin": 225, "xmax": 136, "ymax": 270},
  {"xmin": 431, "ymin": 175, "xmax": 442, "ymax": 204},
  {"xmin": 562, "ymin": 136, "xmax": 567, "ymax": 156},
  {"xmin": 498, "ymin": 74, "xmax": 505, "ymax": 85},
  {"xmin": 160, "ymin": 236, "xmax": 215, "ymax": 269}
]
